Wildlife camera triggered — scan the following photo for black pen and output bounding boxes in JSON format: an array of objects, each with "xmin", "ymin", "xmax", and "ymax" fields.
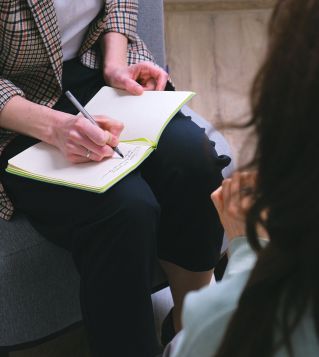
[{"xmin": 65, "ymin": 90, "xmax": 124, "ymax": 158}]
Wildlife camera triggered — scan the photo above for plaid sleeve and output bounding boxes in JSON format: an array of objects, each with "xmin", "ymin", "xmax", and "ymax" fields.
[
  {"xmin": 127, "ymin": 38, "xmax": 155, "ymax": 65},
  {"xmin": 0, "ymin": 78, "xmax": 25, "ymax": 111},
  {"xmin": 104, "ymin": 0, "xmax": 138, "ymax": 42}
]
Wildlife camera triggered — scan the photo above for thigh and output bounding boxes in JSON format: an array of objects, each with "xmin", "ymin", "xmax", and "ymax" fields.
[{"xmin": 0, "ymin": 135, "xmax": 160, "ymax": 249}]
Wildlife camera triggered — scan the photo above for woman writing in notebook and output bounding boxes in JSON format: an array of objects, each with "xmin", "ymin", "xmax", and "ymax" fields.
[{"xmin": 0, "ymin": 1, "xmax": 230, "ymax": 356}]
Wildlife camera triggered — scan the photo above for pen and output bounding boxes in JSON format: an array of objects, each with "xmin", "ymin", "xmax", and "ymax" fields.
[{"xmin": 65, "ymin": 90, "xmax": 124, "ymax": 158}]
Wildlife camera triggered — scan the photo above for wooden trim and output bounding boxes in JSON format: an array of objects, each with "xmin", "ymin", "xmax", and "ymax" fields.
[{"xmin": 164, "ymin": 0, "xmax": 276, "ymax": 12}]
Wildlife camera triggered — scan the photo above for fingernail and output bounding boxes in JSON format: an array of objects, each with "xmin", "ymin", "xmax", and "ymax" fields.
[{"xmin": 135, "ymin": 85, "xmax": 143, "ymax": 94}]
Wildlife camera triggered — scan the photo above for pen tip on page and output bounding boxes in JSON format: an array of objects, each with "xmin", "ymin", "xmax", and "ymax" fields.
[{"xmin": 114, "ymin": 147, "xmax": 124, "ymax": 158}]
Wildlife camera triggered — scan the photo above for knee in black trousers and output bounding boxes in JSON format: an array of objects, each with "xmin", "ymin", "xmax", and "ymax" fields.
[{"xmin": 141, "ymin": 112, "xmax": 230, "ymax": 271}]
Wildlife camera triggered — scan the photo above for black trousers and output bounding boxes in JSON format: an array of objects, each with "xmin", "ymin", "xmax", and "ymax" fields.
[{"xmin": 0, "ymin": 59, "xmax": 230, "ymax": 357}]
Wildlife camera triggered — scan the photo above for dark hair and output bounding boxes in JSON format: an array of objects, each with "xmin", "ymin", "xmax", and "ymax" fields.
[{"xmin": 215, "ymin": 0, "xmax": 319, "ymax": 356}]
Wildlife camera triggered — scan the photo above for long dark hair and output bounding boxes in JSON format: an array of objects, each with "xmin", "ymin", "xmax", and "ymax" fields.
[{"xmin": 215, "ymin": 0, "xmax": 319, "ymax": 356}]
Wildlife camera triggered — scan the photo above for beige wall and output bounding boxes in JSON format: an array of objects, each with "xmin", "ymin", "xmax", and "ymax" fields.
[{"xmin": 164, "ymin": 2, "xmax": 273, "ymax": 166}]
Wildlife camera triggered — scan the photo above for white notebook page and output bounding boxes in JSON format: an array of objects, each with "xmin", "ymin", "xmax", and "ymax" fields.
[{"xmin": 84, "ymin": 87, "xmax": 195, "ymax": 144}]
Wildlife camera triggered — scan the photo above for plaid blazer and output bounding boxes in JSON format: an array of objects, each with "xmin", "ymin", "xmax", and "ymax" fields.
[{"xmin": 0, "ymin": 0, "xmax": 155, "ymax": 220}]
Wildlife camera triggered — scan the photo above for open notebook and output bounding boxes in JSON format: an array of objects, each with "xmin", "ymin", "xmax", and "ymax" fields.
[{"xmin": 7, "ymin": 86, "xmax": 195, "ymax": 193}]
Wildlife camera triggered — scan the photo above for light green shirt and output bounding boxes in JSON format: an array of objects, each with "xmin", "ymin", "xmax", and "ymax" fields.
[{"xmin": 168, "ymin": 237, "xmax": 319, "ymax": 357}]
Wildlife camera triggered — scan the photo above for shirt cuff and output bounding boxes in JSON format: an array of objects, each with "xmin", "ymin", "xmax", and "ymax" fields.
[
  {"xmin": 0, "ymin": 78, "xmax": 25, "ymax": 112},
  {"xmin": 103, "ymin": 8, "xmax": 138, "ymax": 43}
]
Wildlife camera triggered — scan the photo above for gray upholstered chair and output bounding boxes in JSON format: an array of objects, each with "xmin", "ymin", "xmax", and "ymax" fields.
[{"xmin": 0, "ymin": 1, "xmax": 234, "ymax": 355}]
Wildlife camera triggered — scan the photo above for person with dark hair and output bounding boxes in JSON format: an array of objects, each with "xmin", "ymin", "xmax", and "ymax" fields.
[
  {"xmin": 165, "ymin": 0, "xmax": 319, "ymax": 356},
  {"xmin": 0, "ymin": 1, "xmax": 230, "ymax": 356}
]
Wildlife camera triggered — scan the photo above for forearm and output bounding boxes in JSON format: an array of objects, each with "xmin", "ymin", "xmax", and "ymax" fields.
[
  {"xmin": 0, "ymin": 95, "xmax": 122, "ymax": 163},
  {"xmin": 0, "ymin": 95, "xmax": 66, "ymax": 145},
  {"xmin": 101, "ymin": 31, "xmax": 128, "ymax": 72}
]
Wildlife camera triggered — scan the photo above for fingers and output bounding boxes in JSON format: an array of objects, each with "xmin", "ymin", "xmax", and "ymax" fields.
[
  {"xmin": 211, "ymin": 171, "xmax": 257, "ymax": 241},
  {"xmin": 129, "ymin": 62, "xmax": 168, "ymax": 91},
  {"xmin": 64, "ymin": 133, "xmax": 114, "ymax": 162},
  {"xmin": 104, "ymin": 66, "xmax": 144, "ymax": 95},
  {"xmin": 238, "ymin": 171, "xmax": 257, "ymax": 212},
  {"xmin": 211, "ymin": 186, "xmax": 224, "ymax": 217},
  {"xmin": 140, "ymin": 78, "xmax": 157, "ymax": 91},
  {"xmin": 123, "ymin": 78, "xmax": 144, "ymax": 95},
  {"xmin": 153, "ymin": 67, "xmax": 169, "ymax": 91},
  {"xmin": 211, "ymin": 176, "xmax": 248, "ymax": 241},
  {"xmin": 67, "ymin": 152, "xmax": 107, "ymax": 164},
  {"xmin": 229, "ymin": 173, "xmax": 242, "ymax": 216},
  {"xmin": 104, "ymin": 62, "xmax": 168, "ymax": 94},
  {"xmin": 94, "ymin": 115, "xmax": 124, "ymax": 137},
  {"xmin": 214, "ymin": 171, "xmax": 256, "ymax": 219},
  {"xmin": 79, "ymin": 116, "xmax": 120, "ymax": 147},
  {"xmin": 62, "ymin": 115, "xmax": 123, "ymax": 162}
]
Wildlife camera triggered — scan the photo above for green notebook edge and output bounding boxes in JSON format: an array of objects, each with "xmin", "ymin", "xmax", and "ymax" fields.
[
  {"xmin": 154, "ymin": 91, "xmax": 196, "ymax": 144},
  {"xmin": 6, "ymin": 146, "xmax": 154, "ymax": 193}
]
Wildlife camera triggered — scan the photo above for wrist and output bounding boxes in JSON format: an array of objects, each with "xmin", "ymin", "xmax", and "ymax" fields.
[
  {"xmin": 46, "ymin": 109, "xmax": 70, "ymax": 147},
  {"xmin": 103, "ymin": 62, "xmax": 127, "ymax": 77},
  {"xmin": 103, "ymin": 63, "xmax": 130, "ymax": 88},
  {"xmin": 0, "ymin": 96, "xmax": 60, "ymax": 144}
]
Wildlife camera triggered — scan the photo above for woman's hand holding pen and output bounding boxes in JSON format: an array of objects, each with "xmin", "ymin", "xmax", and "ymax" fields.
[
  {"xmin": 104, "ymin": 61, "xmax": 169, "ymax": 95},
  {"xmin": 0, "ymin": 95, "xmax": 123, "ymax": 163},
  {"xmin": 51, "ymin": 111, "xmax": 123, "ymax": 163}
]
